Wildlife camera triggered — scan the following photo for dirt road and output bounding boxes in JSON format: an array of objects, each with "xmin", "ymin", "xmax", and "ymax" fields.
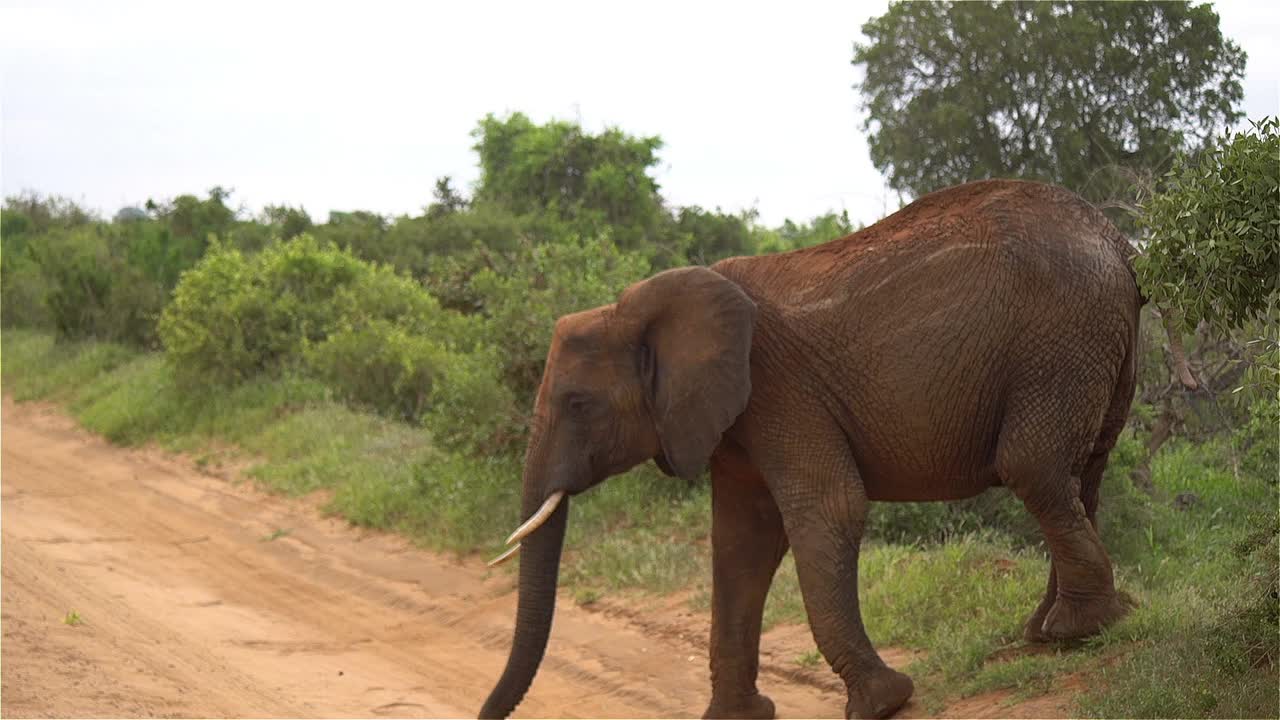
[
  {"xmin": 1, "ymin": 398, "xmax": 847, "ymax": 718},
  {"xmin": 2, "ymin": 397, "xmax": 1074, "ymax": 718}
]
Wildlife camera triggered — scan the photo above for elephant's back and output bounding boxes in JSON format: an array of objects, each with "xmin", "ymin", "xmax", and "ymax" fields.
[
  {"xmin": 718, "ymin": 179, "xmax": 1139, "ymax": 334},
  {"xmin": 730, "ymin": 179, "xmax": 1132, "ymax": 284},
  {"xmin": 716, "ymin": 180, "xmax": 1140, "ymax": 500}
]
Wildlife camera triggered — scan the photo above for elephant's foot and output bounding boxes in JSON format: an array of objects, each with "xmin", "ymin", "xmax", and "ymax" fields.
[
  {"xmin": 1023, "ymin": 617, "xmax": 1052, "ymax": 643},
  {"xmin": 703, "ymin": 691, "xmax": 775, "ymax": 720},
  {"xmin": 845, "ymin": 667, "xmax": 914, "ymax": 719},
  {"xmin": 1040, "ymin": 592, "xmax": 1130, "ymax": 641},
  {"xmin": 1022, "ymin": 598, "xmax": 1056, "ymax": 643}
]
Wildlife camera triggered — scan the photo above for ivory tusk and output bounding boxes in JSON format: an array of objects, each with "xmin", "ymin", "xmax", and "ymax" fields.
[
  {"xmin": 505, "ymin": 491, "xmax": 566, "ymax": 546},
  {"xmin": 487, "ymin": 543, "xmax": 521, "ymax": 567}
]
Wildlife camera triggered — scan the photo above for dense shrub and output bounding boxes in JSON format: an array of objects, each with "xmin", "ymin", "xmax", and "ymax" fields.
[
  {"xmin": 0, "ymin": 249, "xmax": 51, "ymax": 329},
  {"xmin": 27, "ymin": 226, "xmax": 166, "ymax": 346},
  {"xmin": 161, "ymin": 235, "xmax": 384, "ymax": 386},
  {"xmin": 1238, "ymin": 398, "xmax": 1280, "ymax": 482},
  {"xmin": 117, "ymin": 216, "xmax": 208, "ymax": 290},
  {"xmin": 159, "ymin": 242, "xmax": 277, "ymax": 386},
  {"xmin": 339, "ymin": 264, "xmax": 482, "ymax": 348},
  {"xmin": 415, "ymin": 233, "xmax": 649, "ymax": 452},
  {"xmin": 1138, "ymin": 117, "xmax": 1279, "ymax": 337},
  {"xmin": 306, "ymin": 320, "xmax": 453, "ymax": 422},
  {"xmin": 467, "ymin": 234, "xmax": 650, "ymax": 404},
  {"xmin": 424, "ymin": 345, "xmax": 519, "ymax": 454},
  {"xmin": 159, "ymin": 233, "xmax": 506, "ymax": 429},
  {"xmin": 310, "ymin": 210, "xmax": 388, "ymax": 261},
  {"xmin": 375, "ymin": 203, "xmax": 525, "ymax": 279}
]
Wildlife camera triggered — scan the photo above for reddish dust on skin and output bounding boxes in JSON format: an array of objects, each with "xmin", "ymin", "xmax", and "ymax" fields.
[{"xmin": 2, "ymin": 397, "xmax": 1078, "ymax": 719}]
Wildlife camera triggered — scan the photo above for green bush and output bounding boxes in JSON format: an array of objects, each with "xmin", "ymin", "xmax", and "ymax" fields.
[
  {"xmin": 339, "ymin": 264, "xmax": 483, "ymax": 350},
  {"xmin": 1238, "ymin": 398, "xmax": 1280, "ymax": 482},
  {"xmin": 306, "ymin": 320, "xmax": 451, "ymax": 422},
  {"xmin": 159, "ymin": 241, "xmax": 271, "ymax": 386},
  {"xmin": 1079, "ymin": 509, "xmax": 1279, "ymax": 719},
  {"xmin": 416, "ymin": 233, "xmax": 649, "ymax": 453},
  {"xmin": 27, "ymin": 226, "xmax": 165, "ymax": 346},
  {"xmin": 160, "ymin": 235, "xmax": 382, "ymax": 387},
  {"xmin": 159, "ymin": 233, "xmax": 505, "ymax": 430},
  {"xmin": 424, "ymin": 345, "xmax": 520, "ymax": 454},
  {"xmin": 1138, "ymin": 117, "xmax": 1279, "ymax": 337},
  {"xmin": 468, "ymin": 234, "xmax": 650, "ymax": 404},
  {"xmin": 1, "ymin": 249, "xmax": 51, "ymax": 329}
]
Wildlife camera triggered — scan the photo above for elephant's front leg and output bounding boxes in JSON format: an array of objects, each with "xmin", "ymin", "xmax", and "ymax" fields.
[
  {"xmin": 771, "ymin": 455, "xmax": 913, "ymax": 720},
  {"xmin": 703, "ymin": 449, "xmax": 788, "ymax": 720}
]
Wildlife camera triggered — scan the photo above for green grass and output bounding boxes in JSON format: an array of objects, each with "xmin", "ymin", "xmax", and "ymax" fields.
[
  {"xmin": 3, "ymin": 332, "xmax": 138, "ymax": 403},
  {"xmin": 795, "ymin": 648, "xmax": 822, "ymax": 668},
  {"xmin": 1078, "ymin": 512, "xmax": 1279, "ymax": 718},
  {"xmin": 561, "ymin": 469, "xmax": 711, "ymax": 594},
  {"xmin": 4, "ymin": 328, "xmax": 1276, "ymax": 717}
]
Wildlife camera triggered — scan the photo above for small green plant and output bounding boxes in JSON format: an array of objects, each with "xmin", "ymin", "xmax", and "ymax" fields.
[
  {"xmin": 574, "ymin": 588, "xmax": 601, "ymax": 606},
  {"xmin": 795, "ymin": 648, "xmax": 822, "ymax": 668},
  {"xmin": 63, "ymin": 610, "xmax": 83, "ymax": 626},
  {"xmin": 261, "ymin": 528, "xmax": 292, "ymax": 542}
]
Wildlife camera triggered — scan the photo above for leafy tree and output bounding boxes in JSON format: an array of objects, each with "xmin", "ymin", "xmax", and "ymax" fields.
[
  {"xmin": 1138, "ymin": 117, "xmax": 1279, "ymax": 389},
  {"xmin": 2, "ymin": 192, "xmax": 95, "ymax": 238},
  {"xmin": 671, "ymin": 206, "xmax": 757, "ymax": 265},
  {"xmin": 27, "ymin": 226, "xmax": 164, "ymax": 346},
  {"xmin": 1139, "ymin": 117, "xmax": 1279, "ymax": 337},
  {"xmin": 853, "ymin": 2, "xmax": 1247, "ymax": 199},
  {"xmin": 471, "ymin": 112, "xmax": 667, "ymax": 249},
  {"xmin": 313, "ymin": 210, "xmax": 389, "ymax": 259},
  {"xmin": 149, "ymin": 186, "xmax": 236, "ymax": 242},
  {"xmin": 263, "ymin": 204, "xmax": 313, "ymax": 240},
  {"xmin": 1124, "ymin": 118, "xmax": 1278, "ymax": 490},
  {"xmin": 761, "ymin": 210, "xmax": 857, "ymax": 254},
  {"xmin": 466, "ymin": 235, "xmax": 650, "ymax": 416},
  {"xmin": 139, "ymin": 187, "xmax": 239, "ymax": 282},
  {"xmin": 426, "ymin": 176, "xmax": 470, "ymax": 220}
]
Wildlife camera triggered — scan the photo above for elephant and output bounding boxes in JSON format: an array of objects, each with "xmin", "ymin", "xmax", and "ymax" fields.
[{"xmin": 479, "ymin": 179, "xmax": 1139, "ymax": 719}]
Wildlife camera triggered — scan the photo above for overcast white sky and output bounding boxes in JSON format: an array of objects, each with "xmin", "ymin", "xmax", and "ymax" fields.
[{"xmin": 2, "ymin": 1, "xmax": 1278, "ymax": 227}]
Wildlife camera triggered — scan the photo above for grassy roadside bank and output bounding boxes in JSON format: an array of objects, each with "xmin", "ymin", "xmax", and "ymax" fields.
[{"xmin": 3, "ymin": 328, "xmax": 1275, "ymax": 717}]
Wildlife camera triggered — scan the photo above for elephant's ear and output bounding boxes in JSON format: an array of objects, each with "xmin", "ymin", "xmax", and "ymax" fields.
[{"xmin": 618, "ymin": 267, "xmax": 756, "ymax": 480}]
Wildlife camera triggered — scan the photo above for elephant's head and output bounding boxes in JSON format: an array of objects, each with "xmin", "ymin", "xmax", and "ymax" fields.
[{"xmin": 478, "ymin": 266, "xmax": 757, "ymax": 719}]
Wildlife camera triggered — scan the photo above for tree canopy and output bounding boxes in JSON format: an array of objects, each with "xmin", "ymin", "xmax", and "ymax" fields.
[
  {"xmin": 1138, "ymin": 116, "xmax": 1278, "ymax": 338},
  {"xmin": 853, "ymin": 1, "xmax": 1247, "ymax": 199},
  {"xmin": 471, "ymin": 112, "xmax": 667, "ymax": 250}
]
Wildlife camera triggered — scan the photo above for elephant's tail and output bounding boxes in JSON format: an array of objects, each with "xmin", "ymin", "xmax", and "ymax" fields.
[
  {"xmin": 1108, "ymin": 227, "xmax": 1199, "ymax": 390},
  {"xmin": 1106, "ymin": 226, "xmax": 1147, "ymax": 306}
]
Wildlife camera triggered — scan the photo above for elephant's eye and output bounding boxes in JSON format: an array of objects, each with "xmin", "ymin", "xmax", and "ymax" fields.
[{"xmin": 566, "ymin": 393, "xmax": 593, "ymax": 415}]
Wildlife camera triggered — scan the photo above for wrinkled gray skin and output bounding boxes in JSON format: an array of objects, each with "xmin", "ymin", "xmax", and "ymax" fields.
[{"xmin": 480, "ymin": 180, "xmax": 1139, "ymax": 719}]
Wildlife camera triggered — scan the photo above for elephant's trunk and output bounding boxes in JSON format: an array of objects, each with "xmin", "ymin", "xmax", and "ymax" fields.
[{"xmin": 478, "ymin": 485, "xmax": 570, "ymax": 719}]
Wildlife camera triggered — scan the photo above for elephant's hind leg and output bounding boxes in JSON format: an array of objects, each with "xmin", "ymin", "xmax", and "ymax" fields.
[
  {"xmin": 1019, "ymin": 336, "xmax": 1136, "ymax": 642},
  {"xmin": 1022, "ymin": 444, "xmax": 1126, "ymax": 642},
  {"xmin": 998, "ymin": 424, "xmax": 1126, "ymax": 641},
  {"xmin": 703, "ymin": 447, "xmax": 788, "ymax": 720}
]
